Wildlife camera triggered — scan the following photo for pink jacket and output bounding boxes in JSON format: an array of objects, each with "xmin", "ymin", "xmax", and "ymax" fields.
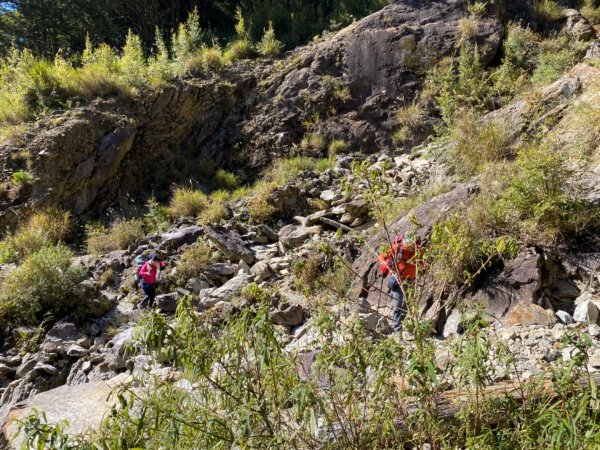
[{"xmin": 138, "ymin": 260, "xmax": 166, "ymax": 284}]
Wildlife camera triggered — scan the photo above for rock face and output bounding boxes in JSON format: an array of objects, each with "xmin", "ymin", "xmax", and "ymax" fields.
[
  {"xmin": 1, "ymin": 375, "xmax": 128, "ymax": 449},
  {"xmin": 0, "ymin": 0, "xmax": 505, "ymax": 231}
]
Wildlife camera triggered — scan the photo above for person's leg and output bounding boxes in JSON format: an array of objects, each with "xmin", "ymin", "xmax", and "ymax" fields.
[
  {"xmin": 146, "ymin": 284, "xmax": 157, "ymax": 308},
  {"xmin": 138, "ymin": 281, "xmax": 151, "ymax": 309},
  {"xmin": 388, "ymin": 276, "xmax": 405, "ymax": 332}
]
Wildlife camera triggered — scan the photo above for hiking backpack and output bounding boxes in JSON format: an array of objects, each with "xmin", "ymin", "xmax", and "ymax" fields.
[
  {"xmin": 378, "ymin": 234, "xmax": 404, "ymax": 276},
  {"xmin": 132, "ymin": 254, "xmax": 149, "ymax": 286}
]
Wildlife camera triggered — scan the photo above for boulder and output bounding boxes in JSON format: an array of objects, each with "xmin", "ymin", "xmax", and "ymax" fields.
[
  {"xmin": 556, "ymin": 310, "xmax": 575, "ymax": 325},
  {"xmin": 573, "ymin": 300, "xmax": 600, "ymax": 324},
  {"xmin": 155, "ymin": 292, "xmax": 182, "ymax": 313},
  {"xmin": 473, "ymin": 248, "xmax": 543, "ymax": 320},
  {"xmin": 44, "ymin": 319, "xmax": 84, "ymax": 345},
  {"xmin": 360, "ymin": 312, "xmax": 392, "ymax": 334},
  {"xmin": 186, "ymin": 276, "xmax": 211, "ymax": 293},
  {"xmin": 564, "ymin": 9, "xmax": 595, "ymax": 41},
  {"xmin": 204, "ymin": 263, "xmax": 236, "ymax": 278},
  {"xmin": 160, "ymin": 226, "xmax": 203, "ymax": 249},
  {"xmin": 251, "ymin": 260, "xmax": 272, "ymax": 281},
  {"xmin": 15, "ymin": 356, "xmax": 37, "ymax": 379},
  {"xmin": 504, "ymin": 303, "xmax": 557, "ymax": 328},
  {"xmin": 1, "ymin": 375, "xmax": 130, "ymax": 449},
  {"xmin": 271, "ymin": 305, "xmax": 305, "ymax": 327},
  {"xmin": 201, "ymin": 273, "xmax": 252, "ymax": 308},
  {"xmin": 66, "ymin": 345, "xmax": 89, "ymax": 358},
  {"xmin": 105, "ymin": 328, "xmax": 135, "ymax": 371},
  {"xmin": 250, "ymin": 244, "xmax": 280, "ymax": 261},
  {"xmin": 443, "ymin": 309, "xmax": 463, "ymax": 338},
  {"xmin": 205, "ymin": 226, "xmax": 255, "ymax": 264},
  {"xmin": 344, "ymin": 199, "xmax": 368, "ymax": 219},
  {"xmin": 278, "ymin": 225, "xmax": 322, "ymax": 249}
]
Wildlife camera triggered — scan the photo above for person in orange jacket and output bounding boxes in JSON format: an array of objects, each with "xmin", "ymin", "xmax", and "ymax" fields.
[{"xmin": 378, "ymin": 232, "xmax": 422, "ymax": 332}]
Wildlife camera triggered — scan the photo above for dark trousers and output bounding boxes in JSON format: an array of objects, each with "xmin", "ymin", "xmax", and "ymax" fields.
[
  {"xmin": 139, "ymin": 281, "xmax": 157, "ymax": 309},
  {"xmin": 388, "ymin": 276, "xmax": 407, "ymax": 331}
]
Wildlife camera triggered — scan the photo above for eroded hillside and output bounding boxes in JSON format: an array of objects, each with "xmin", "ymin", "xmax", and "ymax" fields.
[{"xmin": 2, "ymin": 0, "xmax": 600, "ymax": 448}]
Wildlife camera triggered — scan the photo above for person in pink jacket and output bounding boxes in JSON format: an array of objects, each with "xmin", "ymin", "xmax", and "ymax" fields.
[{"xmin": 137, "ymin": 255, "xmax": 166, "ymax": 310}]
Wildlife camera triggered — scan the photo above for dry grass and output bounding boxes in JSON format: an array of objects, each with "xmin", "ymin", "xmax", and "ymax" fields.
[
  {"xmin": 86, "ymin": 219, "xmax": 145, "ymax": 254},
  {"xmin": 168, "ymin": 187, "xmax": 208, "ymax": 218}
]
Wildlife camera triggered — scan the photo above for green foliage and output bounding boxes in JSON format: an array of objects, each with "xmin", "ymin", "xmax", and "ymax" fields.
[
  {"xmin": 247, "ymin": 181, "xmax": 277, "ymax": 223},
  {"xmin": 425, "ymin": 44, "xmax": 493, "ymax": 127},
  {"xmin": 198, "ymin": 190, "xmax": 231, "ymax": 225},
  {"xmin": 86, "ymin": 218, "xmax": 145, "ymax": 254},
  {"xmin": 143, "ymin": 197, "xmax": 171, "ymax": 234},
  {"xmin": 16, "ymin": 409, "xmax": 87, "ymax": 450},
  {"xmin": 467, "ymin": 1, "xmax": 488, "ymax": 16},
  {"xmin": 427, "ymin": 213, "xmax": 516, "ymax": 286},
  {"xmin": 328, "ymin": 139, "xmax": 349, "ymax": 155},
  {"xmin": 448, "ymin": 112, "xmax": 513, "ymax": 176},
  {"xmin": 175, "ymin": 240, "xmax": 220, "ymax": 282},
  {"xmin": 172, "ymin": 8, "xmax": 203, "ymax": 64},
  {"xmin": 11, "ymin": 169, "xmax": 33, "ymax": 185},
  {"xmin": 300, "ymin": 132, "xmax": 327, "ymax": 152},
  {"xmin": 582, "ymin": 1, "xmax": 600, "ymax": 25},
  {"xmin": 223, "ymin": 38, "xmax": 255, "ymax": 63},
  {"xmin": 256, "ymin": 21, "xmax": 284, "ymax": 57},
  {"xmin": 0, "ymin": 208, "xmax": 72, "ymax": 264},
  {"xmin": 118, "ymin": 29, "xmax": 147, "ymax": 86},
  {"xmin": 531, "ymin": 35, "xmax": 588, "ymax": 85},
  {"xmin": 213, "ymin": 169, "xmax": 239, "ymax": 191},
  {"xmin": 0, "ymin": 245, "xmax": 86, "ymax": 330},
  {"xmin": 533, "ymin": 0, "xmax": 565, "ymax": 22},
  {"xmin": 491, "ymin": 145, "xmax": 599, "ymax": 241},
  {"xmin": 168, "ymin": 187, "xmax": 208, "ymax": 218}
]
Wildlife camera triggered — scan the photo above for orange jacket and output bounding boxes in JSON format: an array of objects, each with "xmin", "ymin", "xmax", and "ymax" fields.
[{"xmin": 378, "ymin": 240, "xmax": 421, "ymax": 280}]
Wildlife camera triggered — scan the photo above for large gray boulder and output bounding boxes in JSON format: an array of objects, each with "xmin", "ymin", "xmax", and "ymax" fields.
[
  {"xmin": 205, "ymin": 227, "xmax": 255, "ymax": 264},
  {"xmin": 1, "ymin": 374, "xmax": 130, "ymax": 449}
]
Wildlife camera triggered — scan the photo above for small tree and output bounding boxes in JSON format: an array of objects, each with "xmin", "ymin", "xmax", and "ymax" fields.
[
  {"xmin": 257, "ymin": 21, "xmax": 284, "ymax": 57},
  {"xmin": 119, "ymin": 29, "xmax": 147, "ymax": 84}
]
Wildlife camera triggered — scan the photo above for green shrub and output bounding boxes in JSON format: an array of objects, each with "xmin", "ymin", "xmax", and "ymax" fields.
[
  {"xmin": 247, "ymin": 181, "xmax": 277, "ymax": 223},
  {"xmin": 425, "ymin": 44, "xmax": 492, "ymax": 126},
  {"xmin": 11, "ymin": 169, "xmax": 33, "ymax": 185},
  {"xmin": 0, "ymin": 208, "xmax": 72, "ymax": 263},
  {"xmin": 392, "ymin": 127, "xmax": 411, "ymax": 146},
  {"xmin": 198, "ymin": 190, "xmax": 230, "ymax": 225},
  {"xmin": 199, "ymin": 46, "xmax": 224, "ymax": 72},
  {"xmin": 533, "ymin": 0, "xmax": 565, "ymax": 22},
  {"xmin": 176, "ymin": 240, "xmax": 220, "ymax": 282},
  {"xmin": 86, "ymin": 218, "xmax": 145, "ymax": 254},
  {"xmin": 300, "ymin": 132, "xmax": 327, "ymax": 152},
  {"xmin": 449, "ymin": 112, "xmax": 513, "ymax": 176},
  {"xmin": 257, "ymin": 21, "xmax": 284, "ymax": 57},
  {"xmin": 531, "ymin": 35, "xmax": 587, "ymax": 85},
  {"xmin": 168, "ymin": 187, "xmax": 208, "ymax": 218},
  {"xmin": 492, "ymin": 145, "xmax": 599, "ymax": 241},
  {"xmin": 467, "ymin": 1, "xmax": 488, "ymax": 16},
  {"xmin": 118, "ymin": 29, "xmax": 148, "ymax": 86},
  {"xmin": 172, "ymin": 8, "xmax": 202, "ymax": 64},
  {"xmin": 144, "ymin": 197, "xmax": 172, "ymax": 234},
  {"xmin": 269, "ymin": 156, "xmax": 333, "ymax": 185},
  {"xmin": 582, "ymin": 2, "xmax": 600, "ymax": 25},
  {"xmin": 0, "ymin": 245, "xmax": 86, "ymax": 330},
  {"xmin": 213, "ymin": 169, "xmax": 239, "ymax": 191},
  {"xmin": 223, "ymin": 39, "xmax": 255, "ymax": 63},
  {"xmin": 328, "ymin": 139, "xmax": 349, "ymax": 155}
]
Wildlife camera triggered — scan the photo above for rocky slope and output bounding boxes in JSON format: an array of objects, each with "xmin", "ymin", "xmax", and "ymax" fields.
[
  {"xmin": 0, "ymin": 0, "xmax": 507, "ymax": 231},
  {"xmin": 1, "ymin": 0, "xmax": 600, "ymax": 446}
]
